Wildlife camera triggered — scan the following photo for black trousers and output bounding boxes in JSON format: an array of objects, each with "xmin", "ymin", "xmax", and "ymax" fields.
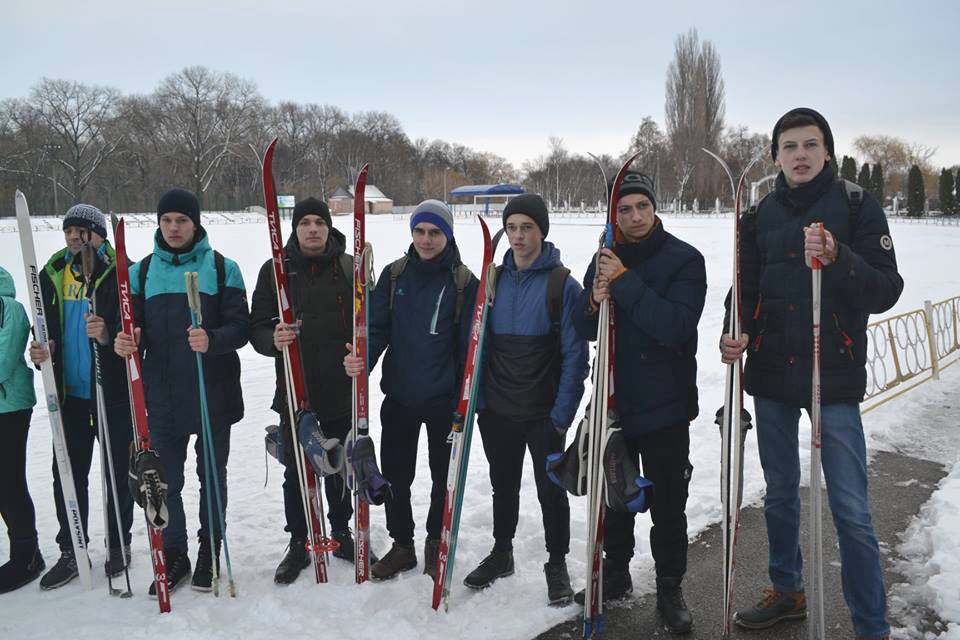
[
  {"xmin": 477, "ymin": 409, "xmax": 570, "ymax": 558},
  {"xmin": 379, "ymin": 397, "xmax": 451, "ymax": 545},
  {"xmin": 282, "ymin": 414, "xmax": 353, "ymax": 540},
  {"xmin": 0, "ymin": 409, "xmax": 37, "ymax": 554},
  {"xmin": 52, "ymin": 396, "xmax": 134, "ymax": 552},
  {"xmin": 603, "ymin": 422, "xmax": 692, "ymax": 579}
]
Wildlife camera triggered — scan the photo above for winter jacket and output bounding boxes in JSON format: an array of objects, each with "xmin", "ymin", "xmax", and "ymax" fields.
[
  {"xmin": 573, "ymin": 220, "xmax": 706, "ymax": 435},
  {"xmin": 130, "ymin": 228, "xmax": 249, "ymax": 434},
  {"xmin": 367, "ymin": 240, "xmax": 478, "ymax": 411},
  {"xmin": 250, "ymin": 228, "xmax": 353, "ymax": 420},
  {"xmin": 737, "ymin": 166, "xmax": 903, "ymax": 406},
  {"xmin": 38, "ymin": 243, "xmax": 129, "ymax": 408},
  {"xmin": 0, "ymin": 266, "xmax": 35, "ymax": 413},
  {"xmin": 482, "ymin": 242, "xmax": 589, "ymax": 429}
]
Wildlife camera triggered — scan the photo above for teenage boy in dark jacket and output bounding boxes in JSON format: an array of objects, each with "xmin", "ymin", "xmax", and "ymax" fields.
[
  {"xmin": 114, "ymin": 188, "xmax": 249, "ymax": 595},
  {"xmin": 720, "ymin": 108, "xmax": 902, "ymax": 639},
  {"xmin": 250, "ymin": 198, "xmax": 357, "ymax": 584},
  {"xmin": 464, "ymin": 194, "xmax": 588, "ymax": 606},
  {"xmin": 573, "ymin": 173, "xmax": 707, "ymax": 633},
  {"xmin": 344, "ymin": 199, "xmax": 477, "ymax": 581}
]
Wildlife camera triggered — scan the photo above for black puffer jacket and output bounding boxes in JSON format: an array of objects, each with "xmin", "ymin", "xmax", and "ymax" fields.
[
  {"xmin": 250, "ymin": 228, "xmax": 353, "ymax": 420},
  {"xmin": 738, "ymin": 166, "xmax": 903, "ymax": 406}
]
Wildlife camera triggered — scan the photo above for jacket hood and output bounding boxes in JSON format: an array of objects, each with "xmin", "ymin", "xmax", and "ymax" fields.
[
  {"xmin": 0, "ymin": 265, "xmax": 14, "ymax": 298},
  {"xmin": 502, "ymin": 241, "xmax": 563, "ymax": 273}
]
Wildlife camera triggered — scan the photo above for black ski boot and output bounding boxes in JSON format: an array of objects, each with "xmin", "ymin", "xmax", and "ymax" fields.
[
  {"xmin": 422, "ymin": 538, "xmax": 440, "ymax": 579},
  {"xmin": 192, "ymin": 539, "xmax": 221, "ymax": 592},
  {"xmin": 104, "ymin": 546, "xmax": 131, "ymax": 578},
  {"xmin": 656, "ymin": 576, "xmax": 693, "ymax": 634},
  {"xmin": 371, "ymin": 542, "xmax": 417, "ymax": 580},
  {"xmin": 463, "ymin": 547, "xmax": 514, "ymax": 590},
  {"xmin": 39, "ymin": 550, "xmax": 79, "ymax": 590},
  {"xmin": 331, "ymin": 529, "xmax": 355, "ymax": 562},
  {"xmin": 544, "ymin": 560, "xmax": 574, "ymax": 606},
  {"xmin": 274, "ymin": 538, "xmax": 311, "ymax": 585},
  {"xmin": 574, "ymin": 558, "xmax": 633, "ymax": 605},
  {"xmin": 0, "ymin": 541, "xmax": 45, "ymax": 594},
  {"xmin": 149, "ymin": 547, "xmax": 191, "ymax": 597}
]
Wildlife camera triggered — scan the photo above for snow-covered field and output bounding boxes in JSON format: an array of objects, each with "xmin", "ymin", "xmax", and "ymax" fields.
[{"xmin": 1, "ymin": 213, "xmax": 958, "ymax": 640}]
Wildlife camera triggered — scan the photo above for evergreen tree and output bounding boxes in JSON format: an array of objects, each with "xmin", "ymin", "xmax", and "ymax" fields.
[
  {"xmin": 870, "ymin": 162, "xmax": 884, "ymax": 205},
  {"xmin": 857, "ymin": 162, "xmax": 871, "ymax": 190},
  {"xmin": 840, "ymin": 155, "xmax": 858, "ymax": 182},
  {"xmin": 940, "ymin": 168, "xmax": 956, "ymax": 215},
  {"xmin": 907, "ymin": 165, "xmax": 925, "ymax": 216}
]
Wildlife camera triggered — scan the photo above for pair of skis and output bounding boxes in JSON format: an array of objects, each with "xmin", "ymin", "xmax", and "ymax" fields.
[{"xmin": 432, "ymin": 217, "xmax": 496, "ymax": 611}]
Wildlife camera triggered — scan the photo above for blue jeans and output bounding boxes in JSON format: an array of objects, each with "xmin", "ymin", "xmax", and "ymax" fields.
[{"xmin": 754, "ymin": 397, "xmax": 889, "ymax": 637}]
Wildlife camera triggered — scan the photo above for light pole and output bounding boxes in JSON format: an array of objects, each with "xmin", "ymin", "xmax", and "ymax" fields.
[{"xmin": 41, "ymin": 143, "xmax": 62, "ymax": 214}]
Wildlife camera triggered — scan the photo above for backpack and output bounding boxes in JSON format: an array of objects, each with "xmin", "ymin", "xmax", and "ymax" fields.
[
  {"xmin": 748, "ymin": 178, "xmax": 864, "ymax": 228},
  {"xmin": 494, "ymin": 264, "xmax": 570, "ymax": 334},
  {"xmin": 138, "ymin": 250, "xmax": 226, "ymax": 296}
]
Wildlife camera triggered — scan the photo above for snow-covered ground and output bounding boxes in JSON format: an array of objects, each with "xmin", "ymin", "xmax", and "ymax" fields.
[{"xmin": 0, "ymin": 213, "xmax": 958, "ymax": 640}]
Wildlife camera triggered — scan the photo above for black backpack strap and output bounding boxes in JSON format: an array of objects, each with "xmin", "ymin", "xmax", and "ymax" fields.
[
  {"xmin": 546, "ymin": 266, "xmax": 570, "ymax": 334},
  {"xmin": 338, "ymin": 253, "xmax": 353, "ymax": 282},
  {"xmin": 214, "ymin": 250, "xmax": 226, "ymax": 292},
  {"xmin": 841, "ymin": 179, "xmax": 863, "ymax": 230},
  {"xmin": 138, "ymin": 254, "xmax": 152, "ymax": 297},
  {"xmin": 388, "ymin": 256, "xmax": 409, "ymax": 310}
]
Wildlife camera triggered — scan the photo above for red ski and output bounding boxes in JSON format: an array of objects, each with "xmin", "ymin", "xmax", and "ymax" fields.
[
  {"xmin": 115, "ymin": 219, "xmax": 171, "ymax": 613},
  {"xmin": 261, "ymin": 138, "xmax": 331, "ymax": 583},
  {"xmin": 349, "ymin": 164, "xmax": 372, "ymax": 583}
]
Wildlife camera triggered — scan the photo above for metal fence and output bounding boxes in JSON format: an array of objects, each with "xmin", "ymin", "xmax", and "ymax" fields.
[{"xmin": 862, "ymin": 295, "xmax": 960, "ymax": 413}]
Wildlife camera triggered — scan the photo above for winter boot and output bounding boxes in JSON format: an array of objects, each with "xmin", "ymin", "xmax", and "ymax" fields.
[
  {"xmin": 274, "ymin": 538, "xmax": 311, "ymax": 585},
  {"xmin": 656, "ymin": 576, "xmax": 693, "ymax": 634},
  {"xmin": 0, "ymin": 542, "xmax": 45, "ymax": 594},
  {"xmin": 39, "ymin": 550, "xmax": 79, "ymax": 590},
  {"xmin": 191, "ymin": 538, "xmax": 221, "ymax": 592},
  {"xmin": 331, "ymin": 529, "xmax": 355, "ymax": 562},
  {"xmin": 104, "ymin": 546, "xmax": 131, "ymax": 578},
  {"xmin": 734, "ymin": 587, "xmax": 807, "ymax": 630},
  {"xmin": 463, "ymin": 547, "xmax": 514, "ymax": 590},
  {"xmin": 371, "ymin": 542, "xmax": 417, "ymax": 581},
  {"xmin": 544, "ymin": 559, "xmax": 574, "ymax": 606},
  {"xmin": 148, "ymin": 547, "xmax": 191, "ymax": 597},
  {"xmin": 574, "ymin": 558, "xmax": 633, "ymax": 605},
  {"xmin": 422, "ymin": 538, "xmax": 440, "ymax": 579}
]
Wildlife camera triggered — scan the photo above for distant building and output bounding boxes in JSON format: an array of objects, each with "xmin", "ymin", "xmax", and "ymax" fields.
[{"xmin": 328, "ymin": 184, "xmax": 393, "ymax": 215}]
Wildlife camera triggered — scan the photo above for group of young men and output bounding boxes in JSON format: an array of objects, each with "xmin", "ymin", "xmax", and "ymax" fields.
[{"xmin": 0, "ymin": 107, "xmax": 902, "ymax": 639}]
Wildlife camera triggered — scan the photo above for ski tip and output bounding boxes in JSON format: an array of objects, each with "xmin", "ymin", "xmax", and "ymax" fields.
[{"xmin": 265, "ymin": 137, "xmax": 279, "ymax": 162}]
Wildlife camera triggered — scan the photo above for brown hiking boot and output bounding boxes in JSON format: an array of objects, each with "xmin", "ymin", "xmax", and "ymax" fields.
[
  {"xmin": 371, "ymin": 542, "xmax": 417, "ymax": 581},
  {"xmin": 422, "ymin": 538, "xmax": 440, "ymax": 579},
  {"xmin": 734, "ymin": 587, "xmax": 806, "ymax": 630}
]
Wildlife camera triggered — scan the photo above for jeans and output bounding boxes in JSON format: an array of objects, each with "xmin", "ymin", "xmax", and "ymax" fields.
[{"xmin": 754, "ymin": 396, "xmax": 889, "ymax": 637}]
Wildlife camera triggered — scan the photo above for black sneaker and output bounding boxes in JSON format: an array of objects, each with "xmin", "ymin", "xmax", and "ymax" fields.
[
  {"xmin": 574, "ymin": 559, "xmax": 633, "ymax": 605},
  {"xmin": 656, "ymin": 577, "xmax": 693, "ymax": 634},
  {"xmin": 39, "ymin": 551, "xmax": 79, "ymax": 590},
  {"xmin": 371, "ymin": 542, "xmax": 417, "ymax": 581},
  {"xmin": 544, "ymin": 560, "xmax": 574, "ymax": 606},
  {"xmin": 463, "ymin": 548, "xmax": 514, "ymax": 590},
  {"xmin": 0, "ymin": 548, "xmax": 45, "ymax": 594},
  {"xmin": 274, "ymin": 538, "xmax": 311, "ymax": 585},
  {"xmin": 422, "ymin": 538, "xmax": 440, "ymax": 579},
  {"xmin": 191, "ymin": 540, "xmax": 220, "ymax": 592},
  {"xmin": 148, "ymin": 548, "xmax": 191, "ymax": 597},
  {"xmin": 734, "ymin": 587, "xmax": 807, "ymax": 630},
  {"xmin": 104, "ymin": 547, "xmax": 131, "ymax": 578}
]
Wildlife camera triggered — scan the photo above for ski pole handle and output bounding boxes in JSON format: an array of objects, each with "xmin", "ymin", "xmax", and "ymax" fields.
[{"xmin": 806, "ymin": 222, "xmax": 824, "ymax": 270}]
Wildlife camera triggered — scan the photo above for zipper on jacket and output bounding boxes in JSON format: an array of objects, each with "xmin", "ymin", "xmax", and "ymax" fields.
[{"xmin": 429, "ymin": 285, "xmax": 446, "ymax": 335}]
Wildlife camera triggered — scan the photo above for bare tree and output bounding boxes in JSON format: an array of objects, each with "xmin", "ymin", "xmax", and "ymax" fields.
[
  {"xmin": 665, "ymin": 28, "xmax": 726, "ymax": 208},
  {"xmin": 29, "ymin": 78, "xmax": 123, "ymax": 206}
]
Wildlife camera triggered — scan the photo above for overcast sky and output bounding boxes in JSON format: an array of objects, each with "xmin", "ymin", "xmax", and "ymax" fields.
[{"xmin": 5, "ymin": 0, "xmax": 959, "ymax": 170}]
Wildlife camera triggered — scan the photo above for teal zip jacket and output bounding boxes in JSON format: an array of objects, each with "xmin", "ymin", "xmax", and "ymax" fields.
[{"xmin": 0, "ymin": 266, "xmax": 36, "ymax": 413}]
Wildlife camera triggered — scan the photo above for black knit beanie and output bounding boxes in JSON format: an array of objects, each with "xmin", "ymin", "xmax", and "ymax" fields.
[
  {"xmin": 292, "ymin": 197, "xmax": 332, "ymax": 229},
  {"xmin": 157, "ymin": 188, "xmax": 201, "ymax": 228},
  {"xmin": 502, "ymin": 193, "xmax": 549, "ymax": 238},
  {"xmin": 771, "ymin": 107, "xmax": 835, "ymax": 160},
  {"xmin": 610, "ymin": 171, "xmax": 657, "ymax": 211}
]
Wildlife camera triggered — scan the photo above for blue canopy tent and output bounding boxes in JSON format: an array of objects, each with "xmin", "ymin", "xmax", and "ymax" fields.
[{"xmin": 447, "ymin": 183, "xmax": 525, "ymax": 215}]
